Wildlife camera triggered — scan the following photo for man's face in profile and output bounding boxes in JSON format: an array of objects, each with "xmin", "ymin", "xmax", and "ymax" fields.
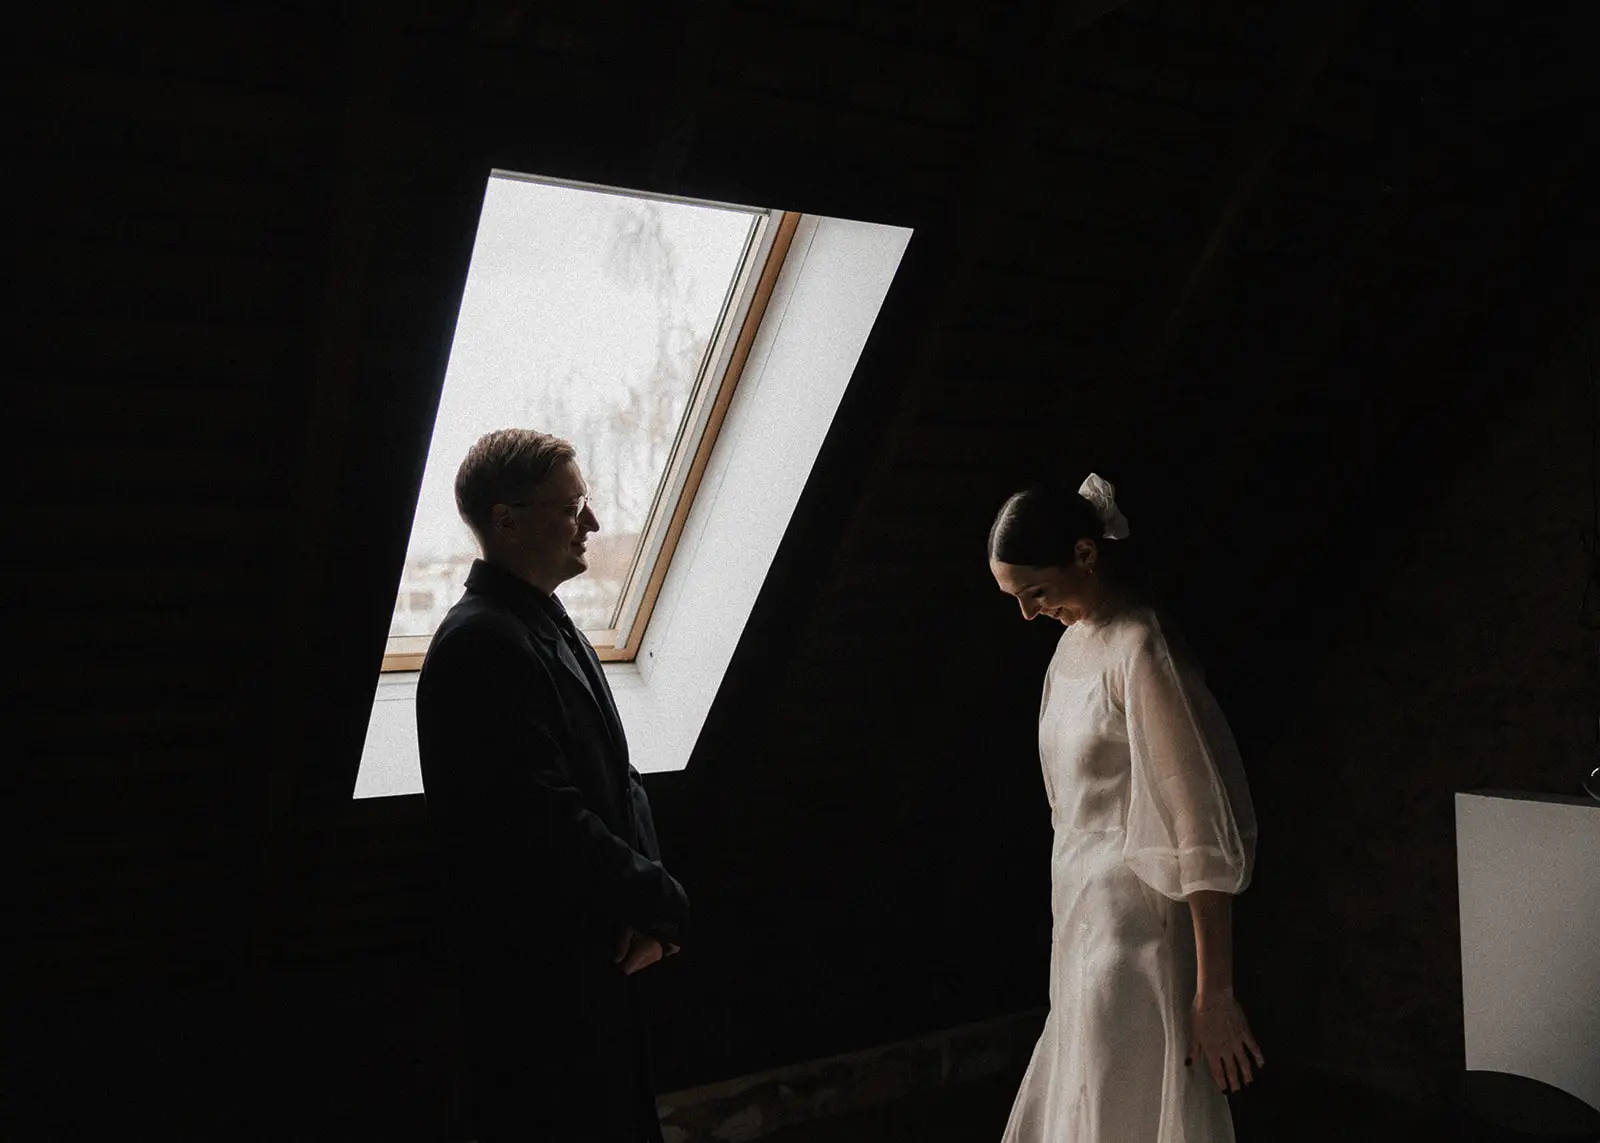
[{"xmin": 501, "ymin": 458, "xmax": 600, "ymax": 590}]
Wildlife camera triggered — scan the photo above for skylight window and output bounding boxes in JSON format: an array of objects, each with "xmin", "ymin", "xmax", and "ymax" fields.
[
  {"xmin": 356, "ymin": 209, "xmax": 915, "ymax": 792},
  {"xmin": 383, "ymin": 173, "xmax": 794, "ymax": 670}
]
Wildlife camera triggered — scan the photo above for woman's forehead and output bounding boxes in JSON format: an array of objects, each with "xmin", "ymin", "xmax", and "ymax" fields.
[{"xmin": 991, "ymin": 560, "xmax": 1056, "ymax": 591}]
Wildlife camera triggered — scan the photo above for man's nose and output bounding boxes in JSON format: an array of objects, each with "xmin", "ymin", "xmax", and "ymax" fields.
[
  {"xmin": 1018, "ymin": 598, "xmax": 1037, "ymax": 620},
  {"xmin": 580, "ymin": 504, "xmax": 600, "ymax": 532}
]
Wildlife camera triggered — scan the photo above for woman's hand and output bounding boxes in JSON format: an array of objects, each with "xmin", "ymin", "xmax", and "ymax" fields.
[{"xmin": 1187, "ymin": 989, "xmax": 1264, "ymax": 1093}]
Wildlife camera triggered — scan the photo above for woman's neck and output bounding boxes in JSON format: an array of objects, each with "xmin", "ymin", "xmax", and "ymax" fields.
[{"xmin": 1082, "ymin": 583, "xmax": 1133, "ymax": 626}]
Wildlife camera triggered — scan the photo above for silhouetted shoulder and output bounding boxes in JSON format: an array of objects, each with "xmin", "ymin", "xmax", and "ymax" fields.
[{"xmin": 421, "ymin": 595, "xmax": 538, "ymax": 678}]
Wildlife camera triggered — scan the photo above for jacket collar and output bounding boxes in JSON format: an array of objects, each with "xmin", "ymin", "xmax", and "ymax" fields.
[
  {"xmin": 463, "ymin": 558, "xmax": 567, "ymax": 644},
  {"xmin": 462, "ymin": 559, "xmax": 626, "ymax": 757}
]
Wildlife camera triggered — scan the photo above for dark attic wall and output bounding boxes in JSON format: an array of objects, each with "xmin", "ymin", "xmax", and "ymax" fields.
[
  {"xmin": 1239, "ymin": 306, "xmax": 1600, "ymax": 1105},
  {"xmin": 9, "ymin": 0, "xmax": 1597, "ymax": 1139},
  {"xmin": 1109, "ymin": 2, "xmax": 1600, "ymax": 1109}
]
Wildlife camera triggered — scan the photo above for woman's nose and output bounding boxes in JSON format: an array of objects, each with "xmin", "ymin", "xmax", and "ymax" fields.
[{"xmin": 1019, "ymin": 599, "xmax": 1037, "ymax": 620}]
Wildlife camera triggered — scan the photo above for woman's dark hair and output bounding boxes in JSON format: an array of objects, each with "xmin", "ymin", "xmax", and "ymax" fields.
[
  {"xmin": 987, "ymin": 481, "xmax": 1103, "ymax": 566},
  {"xmin": 987, "ymin": 479, "xmax": 1145, "ymax": 592}
]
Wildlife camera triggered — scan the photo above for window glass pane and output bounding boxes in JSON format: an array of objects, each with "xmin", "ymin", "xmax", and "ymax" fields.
[{"xmin": 392, "ymin": 176, "xmax": 759, "ymax": 638}]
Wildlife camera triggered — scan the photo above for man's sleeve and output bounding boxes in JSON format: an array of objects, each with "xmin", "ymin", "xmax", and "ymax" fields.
[
  {"xmin": 625, "ymin": 765, "xmax": 687, "ymax": 949},
  {"xmin": 629, "ymin": 765, "xmax": 663, "ymax": 861},
  {"xmin": 418, "ymin": 626, "xmax": 688, "ymax": 936}
]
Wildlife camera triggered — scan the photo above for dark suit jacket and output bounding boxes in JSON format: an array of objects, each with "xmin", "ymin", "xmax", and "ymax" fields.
[{"xmin": 416, "ymin": 558, "xmax": 688, "ymax": 1141}]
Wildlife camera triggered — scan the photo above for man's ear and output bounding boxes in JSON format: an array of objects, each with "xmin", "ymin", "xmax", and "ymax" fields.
[{"xmin": 488, "ymin": 504, "xmax": 514, "ymax": 541}]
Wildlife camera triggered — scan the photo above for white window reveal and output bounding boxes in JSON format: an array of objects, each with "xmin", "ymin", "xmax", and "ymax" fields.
[{"xmin": 356, "ymin": 171, "xmax": 911, "ymax": 797}]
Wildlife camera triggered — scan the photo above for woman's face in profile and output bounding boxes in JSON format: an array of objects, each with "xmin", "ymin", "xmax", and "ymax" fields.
[{"xmin": 990, "ymin": 557, "xmax": 1098, "ymax": 626}]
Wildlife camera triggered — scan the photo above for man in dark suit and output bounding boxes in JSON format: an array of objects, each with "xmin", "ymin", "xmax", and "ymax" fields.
[{"xmin": 416, "ymin": 428, "xmax": 689, "ymax": 1142}]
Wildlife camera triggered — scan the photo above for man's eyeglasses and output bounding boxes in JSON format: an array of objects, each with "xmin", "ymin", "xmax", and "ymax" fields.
[{"xmin": 506, "ymin": 494, "xmax": 590, "ymax": 521}]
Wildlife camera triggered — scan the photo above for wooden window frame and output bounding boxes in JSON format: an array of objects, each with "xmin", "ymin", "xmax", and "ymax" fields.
[{"xmin": 380, "ymin": 209, "xmax": 799, "ymax": 674}]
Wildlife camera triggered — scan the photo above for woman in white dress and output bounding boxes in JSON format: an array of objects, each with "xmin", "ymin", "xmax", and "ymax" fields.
[{"xmin": 987, "ymin": 474, "xmax": 1265, "ymax": 1143}]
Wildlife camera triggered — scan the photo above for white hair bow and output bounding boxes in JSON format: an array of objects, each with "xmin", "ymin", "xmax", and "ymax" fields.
[{"xmin": 1078, "ymin": 473, "xmax": 1131, "ymax": 540}]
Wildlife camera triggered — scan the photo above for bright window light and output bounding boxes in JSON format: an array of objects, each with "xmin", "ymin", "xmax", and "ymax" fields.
[
  {"xmin": 356, "ymin": 212, "xmax": 916, "ymax": 792},
  {"xmin": 384, "ymin": 173, "xmax": 784, "ymax": 670}
]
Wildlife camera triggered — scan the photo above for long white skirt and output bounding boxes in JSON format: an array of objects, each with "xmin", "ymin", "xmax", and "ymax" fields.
[{"xmin": 1001, "ymin": 827, "xmax": 1235, "ymax": 1143}]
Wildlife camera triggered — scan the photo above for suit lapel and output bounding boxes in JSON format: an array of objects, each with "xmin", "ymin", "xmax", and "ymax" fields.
[
  {"xmin": 530, "ymin": 617, "xmax": 627, "ymax": 762},
  {"xmin": 461, "ymin": 561, "xmax": 628, "ymax": 764},
  {"xmin": 546, "ymin": 623, "xmax": 598, "ymax": 703},
  {"xmin": 568, "ymin": 635, "xmax": 630, "ymax": 766}
]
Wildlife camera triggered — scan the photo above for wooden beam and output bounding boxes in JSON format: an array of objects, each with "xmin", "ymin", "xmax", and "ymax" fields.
[
  {"xmin": 646, "ymin": 0, "xmax": 732, "ymax": 191},
  {"xmin": 1172, "ymin": 116, "xmax": 1587, "ymax": 576},
  {"xmin": 830, "ymin": 0, "xmax": 1137, "ymax": 563},
  {"xmin": 1137, "ymin": 1, "xmax": 1370, "ymax": 380}
]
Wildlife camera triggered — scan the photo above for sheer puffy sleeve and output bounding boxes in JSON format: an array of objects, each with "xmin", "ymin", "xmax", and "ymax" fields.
[{"xmin": 1121, "ymin": 616, "xmax": 1257, "ymax": 900}]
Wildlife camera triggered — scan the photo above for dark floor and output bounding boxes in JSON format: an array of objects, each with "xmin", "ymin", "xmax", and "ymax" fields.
[
  {"xmin": 762, "ymin": 1063, "xmax": 1459, "ymax": 1143},
  {"xmin": 762, "ymin": 1070, "xmax": 1021, "ymax": 1143}
]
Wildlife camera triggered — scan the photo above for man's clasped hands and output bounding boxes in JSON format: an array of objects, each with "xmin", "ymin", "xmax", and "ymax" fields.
[{"xmin": 614, "ymin": 926, "xmax": 680, "ymax": 975}]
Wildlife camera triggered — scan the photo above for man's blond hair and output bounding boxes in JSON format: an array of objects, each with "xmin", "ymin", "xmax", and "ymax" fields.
[{"xmin": 454, "ymin": 428, "xmax": 576, "ymax": 546}]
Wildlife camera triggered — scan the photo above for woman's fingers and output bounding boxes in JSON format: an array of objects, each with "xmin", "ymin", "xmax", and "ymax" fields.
[
  {"xmin": 1206, "ymin": 1044, "xmax": 1259, "ymax": 1092},
  {"xmin": 1192, "ymin": 1000, "xmax": 1265, "ymax": 1091}
]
